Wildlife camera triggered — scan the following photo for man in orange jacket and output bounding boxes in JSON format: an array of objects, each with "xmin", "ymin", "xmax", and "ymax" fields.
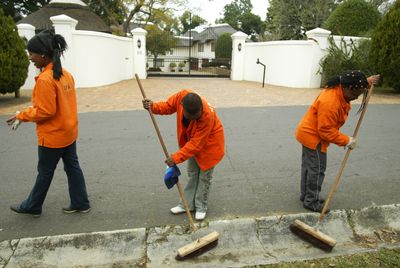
[
  {"xmin": 143, "ymin": 90, "xmax": 225, "ymax": 220},
  {"xmin": 295, "ymin": 70, "xmax": 379, "ymax": 213},
  {"xmin": 7, "ymin": 30, "xmax": 90, "ymax": 217}
]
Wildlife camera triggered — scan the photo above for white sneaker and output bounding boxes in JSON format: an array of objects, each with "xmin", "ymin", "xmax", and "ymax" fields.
[
  {"xmin": 195, "ymin": 211, "xmax": 206, "ymax": 220},
  {"xmin": 170, "ymin": 206, "xmax": 186, "ymax": 214}
]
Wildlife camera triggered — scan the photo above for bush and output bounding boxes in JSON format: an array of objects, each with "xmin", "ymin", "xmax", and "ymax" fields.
[
  {"xmin": 319, "ymin": 36, "xmax": 372, "ymax": 86},
  {"xmin": 0, "ymin": 8, "xmax": 29, "ymax": 97},
  {"xmin": 324, "ymin": 0, "xmax": 381, "ymax": 36},
  {"xmin": 215, "ymin": 33, "xmax": 232, "ymax": 59},
  {"xmin": 369, "ymin": 0, "xmax": 400, "ymax": 91},
  {"xmin": 169, "ymin": 62, "xmax": 176, "ymax": 68},
  {"xmin": 148, "ymin": 67, "xmax": 161, "ymax": 72}
]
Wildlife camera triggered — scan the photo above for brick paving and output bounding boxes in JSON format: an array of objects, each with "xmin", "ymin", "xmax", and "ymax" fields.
[{"xmin": 1, "ymin": 77, "xmax": 399, "ymax": 116}]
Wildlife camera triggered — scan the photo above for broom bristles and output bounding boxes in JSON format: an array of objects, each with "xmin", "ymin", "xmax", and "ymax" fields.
[
  {"xmin": 290, "ymin": 220, "xmax": 336, "ymax": 252},
  {"xmin": 175, "ymin": 239, "xmax": 218, "ymax": 260}
]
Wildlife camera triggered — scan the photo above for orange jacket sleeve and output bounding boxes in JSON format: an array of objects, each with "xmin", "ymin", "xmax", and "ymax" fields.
[
  {"xmin": 151, "ymin": 93, "xmax": 178, "ymax": 115},
  {"xmin": 17, "ymin": 78, "xmax": 56, "ymax": 122},
  {"xmin": 172, "ymin": 111, "xmax": 214, "ymax": 164},
  {"xmin": 317, "ymin": 102, "xmax": 349, "ymax": 146}
]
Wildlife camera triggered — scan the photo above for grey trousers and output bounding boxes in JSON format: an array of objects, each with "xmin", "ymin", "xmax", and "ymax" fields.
[
  {"xmin": 179, "ymin": 158, "xmax": 214, "ymax": 213},
  {"xmin": 301, "ymin": 144, "xmax": 327, "ymax": 209}
]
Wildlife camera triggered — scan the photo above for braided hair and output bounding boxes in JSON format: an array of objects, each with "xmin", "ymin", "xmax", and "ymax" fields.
[
  {"xmin": 325, "ymin": 70, "xmax": 369, "ymax": 114},
  {"xmin": 27, "ymin": 30, "xmax": 68, "ymax": 80}
]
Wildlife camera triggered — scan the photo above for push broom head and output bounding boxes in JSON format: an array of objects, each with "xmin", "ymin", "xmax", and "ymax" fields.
[
  {"xmin": 175, "ymin": 231, "xmax": 219, "ymax": 260},
  {"xmin": 290, "ymin": 219, "xmax": 336, "ymax": 252}
]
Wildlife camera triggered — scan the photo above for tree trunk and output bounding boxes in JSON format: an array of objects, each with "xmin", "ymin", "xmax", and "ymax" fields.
[{"xmin": 15, "ymin": 88, "xmax": 20, "ymax": 98}]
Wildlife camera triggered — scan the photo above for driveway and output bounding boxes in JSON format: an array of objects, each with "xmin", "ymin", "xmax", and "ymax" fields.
[{"xmin": 1, "ymin": 78, "xmax": 399, "ymax": 242}]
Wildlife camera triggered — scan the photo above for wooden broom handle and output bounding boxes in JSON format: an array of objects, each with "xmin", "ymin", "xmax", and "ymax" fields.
[
  {"xmin": 135, "ymin": 74, "xmax": 197, "ymax": 232},
  {"xmin": 319, "ymin": 84, "xmax": 375, "ymax": 223}
]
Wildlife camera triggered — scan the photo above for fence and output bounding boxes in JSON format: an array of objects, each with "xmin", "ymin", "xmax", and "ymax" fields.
[{"xmin": 231, "ymin": 28, "xmax": 365, "ymax": 88}]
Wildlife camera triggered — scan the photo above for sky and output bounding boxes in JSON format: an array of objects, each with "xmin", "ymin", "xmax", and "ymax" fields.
[{"xmin": 186, "ymin": 0, "xmax": 269, "ymax": 24}]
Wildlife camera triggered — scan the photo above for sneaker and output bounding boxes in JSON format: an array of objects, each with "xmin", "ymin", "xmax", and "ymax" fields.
[
  {"xmin": 303, "ymin": 203, "xmax": 330, "ymax": 213},
  {"xmin": 62, "ymin": 206, "xmax": 91, "ymax": 214},
  {"xmin": 10, "ymin": 205, "xmax": 41, "ymax": 218},
  {"xmin": 195, "ymin": 211, "xmax": 206, "ymax": 221},
  {"xmin": 170, "ymin": 206, "xmax": 186, "ymax": 214}
]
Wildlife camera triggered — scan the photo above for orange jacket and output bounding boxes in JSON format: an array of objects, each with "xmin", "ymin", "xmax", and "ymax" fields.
[
  {"xmin": 295, "ymin": 85, "xmax": 351, "ymax": 152},
  {"xmin": 151, "ymin": 90, "xmax": 225, "ymax": 170},
  {"xmin": 17, "ymin": 63, "xmax": 78, "ymax": 148}
]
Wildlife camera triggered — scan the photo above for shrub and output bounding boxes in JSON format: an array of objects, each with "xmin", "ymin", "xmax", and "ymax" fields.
[
  {"xmin": 369, "ymin": 0, "xmax": 400, "ymax": 91},
  {"xmin": 324, "ymin": 0, "xmax": 381, "ymax": 36},
  {"xmin": 0, "ymin": 8, "xmax": 29, "ymax": 98},
  {"xmin": 215, "ymin": 33, "xmax": 232, "ymax": 59},
  {"xmin": 178, "ymin": 62, "xmax": 185, "ymax": 68},
  {"xmin": 319, "ymin": 36, "xmax": 372, "ymax": 86},
  {"xmin": 169, "ymin": 62, "xmax": 176, "ymax": 68}
]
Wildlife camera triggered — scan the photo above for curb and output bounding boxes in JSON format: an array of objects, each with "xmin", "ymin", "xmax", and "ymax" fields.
[{"xmin": 1, "ymin": 204, "xmax": 399, "ymax": 267}]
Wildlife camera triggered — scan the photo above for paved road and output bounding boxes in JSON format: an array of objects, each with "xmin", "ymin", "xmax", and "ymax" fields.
[{"xmin": 1, "ymin": 104, "xmax": 399, "ymax": 241}]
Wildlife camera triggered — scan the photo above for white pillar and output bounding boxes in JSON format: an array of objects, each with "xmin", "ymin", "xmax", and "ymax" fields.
[
  {"xmin": 50, "ymin": 14, "xmax": 77, "ymax": 74},
  {"xmin": 17, "ymin": 23, "xmax": 36, "ymax": 40},
  {"xmin": 306, "ymin": 27, "xmax": 331, "ymax": 50},
  {"xmin": 17, "ymin": 24, "xmax": 38, "ymax": 89},
  {"xmin": 131, "ymin": 27, "xmax": 147, "ymax": 79},
  {"xmin": 230, "ymin": 31, "xmax": 248, "ymax": 81},
  {"xmin": 306, "ymin": 27, "xmax": 332, "ymax": 88}
]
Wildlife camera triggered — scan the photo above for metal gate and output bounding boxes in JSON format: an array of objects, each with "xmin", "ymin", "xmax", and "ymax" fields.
[{"xmin": 147, "ymin": 21, "xmax": 234, "ymax": 78}]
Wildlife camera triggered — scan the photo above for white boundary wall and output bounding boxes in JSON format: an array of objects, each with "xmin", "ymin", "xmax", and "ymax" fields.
[
  {"xmin": 17, "ymin": 15, "xmax": 147, "ymax": 89},
  {"xmin": 231, "ymin": 28, "xmax": 365, "ymax": 88}
]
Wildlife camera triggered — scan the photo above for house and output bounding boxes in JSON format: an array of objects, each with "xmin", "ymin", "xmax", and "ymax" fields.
[
  {"xmin": 148, "ymin": 23, "xmax": 236, "ymax": 74},
  {"xmin": 17, "ymin": 0, "xmax": 111, "ymax": 33}
]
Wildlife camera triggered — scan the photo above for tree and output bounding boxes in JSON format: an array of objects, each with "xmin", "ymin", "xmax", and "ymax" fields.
[
  {"xmin": 215, "ymin": 33, "xmax": 232, "ymax": 59},
  {"xmin": 217, "ymin": 0, "xmax": 253, "ymax": 29},
  {"xmin": 1, "ymin": 0, "xmax": 50, "ymax": 22},
  {"xmin": 369, "ymin": 0, "xmax": 400, "ymax": 91},
  {"xmin": 266, "ymin": 0, "xmax": 337, "ymax": 40},
  {"xmin": 324, "ymin": 0, "xmax": 381, "ymax": 36},
  {"xmin": 84, "ymin": 0, "xmax": 187, "ymax": 35},
  {"xmin": 0, "ymin": 8, "xmax": 29, "ymax": 97},
  {"xmin": 178, "ymin": 11, "xmax": 206, "ymax": 34},
  {"xmin": 145, "ymin": 24, "xmax": 176, "ymax": 66},
  {"xmin": 238, "ymin": 12, "xmax": 265, "ymax": 40}
]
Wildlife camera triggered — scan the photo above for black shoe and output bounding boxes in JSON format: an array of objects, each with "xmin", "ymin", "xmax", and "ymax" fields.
[
  {"xmin": 303, "ymin": 203, "xmax": 330, "ymax": 213},
  {"xmin": 300, "ymin": 196, "xmax": 325, "ymax": 203},
  {"xmin": 10, "ymin": 205, "xmax": 41, "ymax": 217},
  {"xmin": 62, "ymin": 206, "xmax": 91, "ymax": 214}
]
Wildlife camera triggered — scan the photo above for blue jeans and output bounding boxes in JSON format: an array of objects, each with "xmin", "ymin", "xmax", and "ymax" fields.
[{"xmin": 20, "ymin": 141, "xmax": 90, "ymax": 213}]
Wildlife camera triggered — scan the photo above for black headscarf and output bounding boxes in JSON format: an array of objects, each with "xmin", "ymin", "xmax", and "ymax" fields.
[
  {"xmin": 27, "ymin": 30, "xmax": 67, "ymax": 80},
  {"xmin": 326, "ymin": 70, "xmax": 369, "ymax": 113}
]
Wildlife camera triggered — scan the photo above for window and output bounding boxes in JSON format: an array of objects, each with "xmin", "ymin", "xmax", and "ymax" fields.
[
  {"xmin": 198, "ymin": 43, "xmax": 204, "ymax": 52},
  {"xmin": 170, "ymin": 49, "xmax": 174, "ymax": 55},
  {"xmin": 211, "ymin": 42, "xmax": 215, "ymax": 52}
]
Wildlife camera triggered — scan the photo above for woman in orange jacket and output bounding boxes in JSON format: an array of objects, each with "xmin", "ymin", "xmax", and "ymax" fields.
[
  {"xmin": 7, "ymin": 30, "xmax": 90, "ymax": 217},
  {"xmin": 143, "ymin": 90, "xmax": 224, "ymax": 220},
  {"xmin": 295, "ymin": 70, "xmax": 379, "ymax": 212}
]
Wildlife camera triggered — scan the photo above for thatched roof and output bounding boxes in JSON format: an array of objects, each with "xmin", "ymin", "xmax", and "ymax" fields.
[{"xmin": 17, "ymin": 0, "xmax": 111, "ymax": 33}]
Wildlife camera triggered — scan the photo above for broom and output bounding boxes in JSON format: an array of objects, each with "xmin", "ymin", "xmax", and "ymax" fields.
[
  {"xmin": 135, "ymin": 74, "xmax": 219, "ymax": 260},
  {"xmin": 290, "ymin": 84, "xmax": 375, "ymax": 252}
]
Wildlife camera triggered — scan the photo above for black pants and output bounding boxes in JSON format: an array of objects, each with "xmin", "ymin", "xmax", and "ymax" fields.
[
  {"xmin": 20, "ymin": 141, "xmax": 90, "ymax": 213},
  {"xmin": 300, "ymin": 144, "xmax": 327, "ymax": 209}
]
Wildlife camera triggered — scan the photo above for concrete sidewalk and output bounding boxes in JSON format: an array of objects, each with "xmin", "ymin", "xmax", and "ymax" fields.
[{"xmin": 1, "ymin": 204, "xmax": 399, "ymax": 268}]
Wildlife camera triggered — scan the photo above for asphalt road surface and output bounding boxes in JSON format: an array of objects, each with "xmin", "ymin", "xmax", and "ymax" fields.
[{"xmin": 1, "ymin": 104, "xmax": 399, "ymax": 241}]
